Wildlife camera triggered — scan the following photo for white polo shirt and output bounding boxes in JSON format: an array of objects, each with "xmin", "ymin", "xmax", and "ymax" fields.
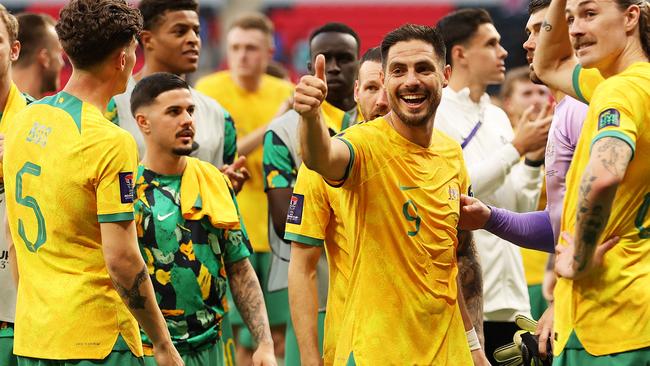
[{"xmin": 435, "ymin": 87, "xmax": 541, "ymax": 321}]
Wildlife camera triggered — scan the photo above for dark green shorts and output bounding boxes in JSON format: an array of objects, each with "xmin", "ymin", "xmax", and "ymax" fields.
[
  {"xmin": 229, "ymin": 252, "xmax": 289, "ymax": 348},
  {"xmin": 221, "ymin": 312, "xmax": 237, "ymax": 366},
  {"xmin": 144, "ymin": 340, "xmax": 223, "ymax": 366},
  {"xmin": 1, "ymin": 322, "xmax": 17, "ymax": 366},
  {"xmin": 554, "ymin": 332, "xmax": 650, "ymax": 366},
  {"xmin": 16, "ymin": 336, "xmax": 144, "ymax": 366},
  {"xmin": 528, "ymin": 284, "xmax": 548, "ymax": 320}
]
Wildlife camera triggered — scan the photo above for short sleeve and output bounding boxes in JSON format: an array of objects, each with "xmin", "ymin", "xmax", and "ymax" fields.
[
  {"xmin": 262, "ymin": 130, "xmax": 296, "ymax": 191},
  {"xmin": 284, "ymin": 166, "xmax": 330, "ymax": 246},
  {"xmin": 221, "ymin": 228, "xmax": 251, "ymax": 264},
  {"xmin": 325, "ymin": 126, "xmax": 366, "ymax": 188},
  {"xmin": 573, "ymin": 64, "xmax": 605, "ymax": 104},
  {"xmin": 95, "ymin": 131, "xmax": 138, "ymax": 222},
  {"xmin": 589, "ymin": 80, "xmax": 640, "ymax": 158},
  {"xmin": 222, "ymin": 109, "xmax": 237, "ymax": 165}
]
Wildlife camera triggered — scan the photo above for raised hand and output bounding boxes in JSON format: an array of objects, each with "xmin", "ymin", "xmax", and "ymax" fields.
[
  {"xmin": 220, "ymin": 156, "xmax": 250, "ymax": 194},
  {"xmin": 294, "ymin": 54, "xmax": 328, "ymax": 122},
  {"xmin": 512, "ymin": 101, "xmax": 553, "ymax": 157}
]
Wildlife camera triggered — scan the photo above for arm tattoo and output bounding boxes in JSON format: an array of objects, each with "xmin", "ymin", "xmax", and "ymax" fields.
[
  {"xmin": 227, "ymin": 259, "xmax": 273, "ymax": 345},
  {"xmin": 111, "ymin": 265, "xmax": 148, "ymax": 310},
  {"xmin": 542, "ymin": 20, "xmax": 553, "ymax": 32},
  {"xmin": 457, "ymin": 230, "xmax": 484, "ymax": 345},
  {"xmin": 574, "ymin": 138, "xmax": 631, "ymax": 270}
]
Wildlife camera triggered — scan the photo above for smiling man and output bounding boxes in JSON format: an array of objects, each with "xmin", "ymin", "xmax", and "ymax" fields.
[
  {"xmin": 293, "ymin": 23, "xmax": 490, "ymax": 365},
  {"xmin": 435, "ymin": 8, "xmax": 551, "ymax": 363}
]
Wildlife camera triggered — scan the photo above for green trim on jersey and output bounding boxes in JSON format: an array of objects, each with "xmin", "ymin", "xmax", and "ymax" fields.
[
  {"xmin": 572, "ymin": 64, "xmax": 588, "ymax": 104},
  {"xmin": 33, "ymin": 92, "xmax": 83, "ymax": 132},
  {"xmin": 223, "ymin": 110, "xmax": 237, "ymax": 165},
  {"xmin": 284, "ymin": 232, "xmax": 324, "ymax": 247},
  {"xmin": 105, "ymin": 97, "xmax": 119, "ymax": 126},
  {"xmin": 98, "ymin": 212, "xmax": 134, "ymax": 223},
  {"xmin": 591, "ymin": 131, "xmax": 636, "ymax": 159},
  {"xmin": 329, "ymin": 137, "xmax": 355, "ymax": 188},
  {"xmin": 262, "ymin": 130, "xmax": 297, "ymax": 191}
]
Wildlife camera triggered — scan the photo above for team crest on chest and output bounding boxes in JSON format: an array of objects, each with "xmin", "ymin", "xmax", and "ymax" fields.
[{"xmin": 448, "ymin": 185, "xmax": 459, "ymax": 201}]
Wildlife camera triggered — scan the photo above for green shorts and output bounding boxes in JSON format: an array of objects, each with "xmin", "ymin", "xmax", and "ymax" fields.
[
  {"xmin": 221, "ymin": 312, "xmax": 237, "ymax": 366},
  {"xmin": 1, "ymin": 322, "xmax": 17, "ymax": 366},
  {"xmin": 229, "ymin": 252, "xmax": 289, "ymax": 348},
  {"xmin": 284, "ymin": 311, "xmax": 326, "ymax": 366},
  {"xmin": 528, "ymin": 284, "xmax": 548, "ymax": 320},
  {"xmin": 554, "ymin": 332, "xmax": 650, "ymax": 366},
  {"xmin": 17, "ymin": 335, "xmax": 143, "ymax": 366},
  {"xmin": 144, "ymin": 340, "xmax": 223, "ymax": 366}
]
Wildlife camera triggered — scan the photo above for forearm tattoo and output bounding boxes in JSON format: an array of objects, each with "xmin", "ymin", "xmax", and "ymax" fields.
[
  {"xmin": 457, "ymin": 230, "xmax": 484, "ymax": 344},
  {"xmin": 227, "ymin": 259, "xmax": 273, "ymax": 345},
  {"xmin": 111, "ymin": 265, "xmax": 148, "ymax": 310}
]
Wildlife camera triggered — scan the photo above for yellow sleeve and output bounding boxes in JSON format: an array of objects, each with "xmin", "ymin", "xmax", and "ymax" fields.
[
  {"xmin": 573, "ymin": 64, "xmax": 605, "ymax": 104},
  {"xmin": 458, "ymin": 147, "xmax": 472, "ymax": 196},
  {"xmin": 93, "ymin": 130, "xmax": 139, "ymax": 222},
  {"xmin": 284, "ymin": 166, "xmax": 330, "ymax": 246},
  {"xmin": 589, "ymin": 79, "xmax": 641, "ymax": 157},
  {"xmin": 326, "ymin": 124, "xmax": 367, "ymax": 187}
]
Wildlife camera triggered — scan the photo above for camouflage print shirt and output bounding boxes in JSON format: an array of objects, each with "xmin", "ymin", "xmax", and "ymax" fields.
[{"xmin": 134, "ymin": 165, "xmax": 250, "ymax": 352}]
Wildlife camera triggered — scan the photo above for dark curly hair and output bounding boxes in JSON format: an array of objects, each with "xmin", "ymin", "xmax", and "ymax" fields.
[
  {"xmin": 138, "ymin": 0, "xmax": 198, "ymax": 31},
  {"xmin": 56, "ymin": 0, "xmax": 142, "ymax": 69}
]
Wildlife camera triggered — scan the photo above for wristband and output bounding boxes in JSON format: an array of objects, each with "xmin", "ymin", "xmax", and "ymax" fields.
[
  {"xmin": 524, "ymin": 157, "xmax": 545, "ymax": 167},
  {"xmin": 466, "ymin": 327, "xmax": 481, "ymax": 351}
]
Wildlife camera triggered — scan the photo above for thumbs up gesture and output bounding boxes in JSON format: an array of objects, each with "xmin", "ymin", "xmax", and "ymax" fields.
[{"xmin": 294, "ymin": 54, "xmax": 328, "ymax": 121}]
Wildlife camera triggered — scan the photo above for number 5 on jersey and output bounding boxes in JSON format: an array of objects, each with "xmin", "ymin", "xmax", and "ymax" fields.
[{"xmin": 16, "ymin": 162, "xmax": 47, "ymax": 252}]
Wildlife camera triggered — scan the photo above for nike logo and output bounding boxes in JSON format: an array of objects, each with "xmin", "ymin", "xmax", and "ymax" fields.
[
  {"xmin": 157, "ymin": 212, "xmax": 175, "ymax": 221},
  {"xmin": 399, "ymin": 185, "xmax": 421, "ymax": 191}
]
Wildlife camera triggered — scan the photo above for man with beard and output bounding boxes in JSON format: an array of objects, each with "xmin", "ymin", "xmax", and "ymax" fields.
[
  {"xmin": 435, "ymin": 9, "xmax": 552, "ymax": 362},
  {"xmin": 294, "ymin": 24, "xmax": 490, "ymax": 365},
  {"xmin": 261, "ymin": 23, "xmax": 363, "ymax": 366},
  {"xmin": 130, "ymin": 72, "xmax": 276, "ymax": 366},
  {"xmin": 12, "ymin": 13, "xmax": 64, "ymax": 100}
]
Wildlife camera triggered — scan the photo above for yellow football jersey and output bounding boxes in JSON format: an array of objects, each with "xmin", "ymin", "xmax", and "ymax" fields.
[
  {"xmin": 521, "ymin": 181, "xmax": 548, "ymax": 286},
  {"xmin": 572, "ymin": 64, "xmax": 605, "ymax": 104},
  {"xmin": 556, "ymin": 62, "xmax": 650, "ymax": 356},
  {"xmin": 325, "ymin": 117, "xmax": 472, "ymax": 365},
  {"xmin": 4, "ymin": 92, "xmax": 142, "ymax": 359},
  {"xmin": 0, "ymin": 83, "xmax": 29, "ymax": 177},
  {"xmin": 284, "ymin": 165, "xmax": 349, "ymax": 365},
  {"xmin": 195, "ymin": 71, "xmax": 293, "ymax": 252}
]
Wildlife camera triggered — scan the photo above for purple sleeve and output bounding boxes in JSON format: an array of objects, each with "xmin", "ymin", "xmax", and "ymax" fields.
[{"xmin": 483, "ymin": 207, "xmax": 555, "ymax": 253}]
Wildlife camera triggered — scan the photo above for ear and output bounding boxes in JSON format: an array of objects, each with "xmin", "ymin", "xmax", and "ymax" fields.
[
  {"xmin": 116, "ymin": 48, "xmax": 127, "ymax": 71},
  {"xmin": 140, "ymin": 30, "xmax": 154, "ymax": 51},
  {"xmin": 135, "ymin": 113, "xmax": 151, "ymax": 134},
  {"xmin": 10, "ymin": 40, "xmax": 20, "ymax": 62},
  {"xmin": 354, "ymin": 79, "xmax": 360, "ymax": 102},
  {"xmin": 37, "ymin": 48, "xmax": 50, "ymax": 68},
  {"xmin": 450, "ymin": 44, "xmax": 465, "ymax": 67},
  {"xmin": 624, "ymin": 4, "xmax": 642, "ymax": 33},
  {"xmin": 442, "ymin": 64, "xmax": 452, "ymax": 87}
]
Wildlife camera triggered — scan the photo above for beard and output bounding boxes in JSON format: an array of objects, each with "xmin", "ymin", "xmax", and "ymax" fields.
[
  {"xmin": 172, "ymin": 146, "xmax": 193, "ymax": 156},
  {"xmin": 389, "ymin": 88, "xmax": 440, "ymax": 127}
]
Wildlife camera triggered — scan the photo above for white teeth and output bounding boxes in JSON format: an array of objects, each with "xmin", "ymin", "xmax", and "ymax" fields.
[{"xmin": 402, "ymin": 95, "xmax": 424, "ymax": 101}]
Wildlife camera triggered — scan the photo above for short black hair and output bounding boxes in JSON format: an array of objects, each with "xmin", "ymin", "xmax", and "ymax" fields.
[
  {"xmin": 380, "ymin": 24, "xmax": 446, "ymax": 69},
  {"xmin": 130, "ymin": 72, "xmax": 190, "ymax": 116},
  {"xmin": 309, "ymin": 22, "xmax": 360, "ymax": 53},
  {"xmin": 15, "ymin": 13, "xmax": 56, "ymax": 67},
  {"xmin": 138, "ymin": 0, "xmax": 198, "ymax": 31},
  {"xmin": 56, "ymin": 0, "xmax": 142, "ymax": 69},
  {"xmin": 528, "ymin": 0, "xmax": 551, "ymax": 15},
  {"xmin": 436, "ymin": 8, "xmax": 493, "ymax": 66},
  {"xmin": 360, "ymin": 46, "xmax": 381, "ymax": 65}
]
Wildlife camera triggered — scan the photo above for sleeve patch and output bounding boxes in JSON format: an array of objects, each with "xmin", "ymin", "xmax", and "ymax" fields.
[
  {"xmin": 119, "ymin": 172, "xmax": 135, "ymax": 203},
  {"xmin": 286, "ymin": 193, "xmax": 305, "ymax": 225},
  {"xmin": 598, "ymin": 108, "xmax": 620, "ymax": 130}
]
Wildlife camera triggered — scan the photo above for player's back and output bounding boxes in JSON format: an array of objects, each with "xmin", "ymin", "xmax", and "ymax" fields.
[{"xmin": 3, "ymin": 91, "xmax": 142, "ymax": 359}]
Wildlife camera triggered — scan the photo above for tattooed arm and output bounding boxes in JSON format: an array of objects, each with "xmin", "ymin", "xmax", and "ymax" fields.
[
  {"xmin": 569, "ymin": 137, "xmax": 631, "ymax": 274},
  {"xmin": 531, "ymin": 0, "xmax": 580, "ymax": 98},
  {"xmin": 100, "ymin": 221, "xmax": 183, "ymax": 366},
  {"xmin": 227, "ymin": 258, "xmax": 277, "ymax": 365},
  {"xmin": 457, "ymin": 229, "xmax": 484, "ymax": 346}
]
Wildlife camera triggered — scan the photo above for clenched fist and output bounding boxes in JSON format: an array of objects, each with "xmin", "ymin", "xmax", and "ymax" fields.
[{"xmin": 294, "ymin": 54, "xmax": 328, "ymax": 121}]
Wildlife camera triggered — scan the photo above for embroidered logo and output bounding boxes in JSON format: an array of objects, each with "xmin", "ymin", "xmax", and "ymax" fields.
[
  {"xmin": 598, "ymin": 108, "xmax": 620, "ymax": 130},
  {"xmin": 118, "ymin": 172, "xmax": 134, "ymax": 204},
  {"xmin": 287, "ymin": 194, "xmax": 304, "ymax": 225}
]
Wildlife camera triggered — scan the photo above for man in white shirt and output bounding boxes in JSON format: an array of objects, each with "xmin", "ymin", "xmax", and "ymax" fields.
[{"xmin": 436, "ymin": 8, "xmax": 551, "ymax": 364}]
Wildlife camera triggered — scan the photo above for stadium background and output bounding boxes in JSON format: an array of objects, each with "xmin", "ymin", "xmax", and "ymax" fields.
[{"xmin": 3, "ymin": 0, "xmax": 532, "ymax": 94}]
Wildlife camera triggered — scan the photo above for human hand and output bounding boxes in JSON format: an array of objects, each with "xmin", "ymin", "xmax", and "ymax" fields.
[
  {"xmin": 535, "ymin": 306, "xmax": 554, "ymax": 359},
  {"xmin": 459, "ymin": 194, "xmax": 491, "ymax": 231},
  {"xmin": 554, "ymin": 232, "xmax": 619, "ymax": 279},
  {"xmin": 513, "ymin": 102, "xmax": 553, "ymax": 156},
  {"xmin": 252, "ymin": 342, "xmax": 277, "ymax": 366},
  {"xmin": 221, "ymin": 156, "xmax": 250, "ymax": 194},
  {"xmin": 153, "ymin": 341, "xmax": 184, "ymax": 366},
  {"xmin": 471, "ymin": 349, "xmax": 492, "ymax": 366},
  {"xmin": 294, "ymin": 54, "xmax": 328, "ymax": 122}
]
